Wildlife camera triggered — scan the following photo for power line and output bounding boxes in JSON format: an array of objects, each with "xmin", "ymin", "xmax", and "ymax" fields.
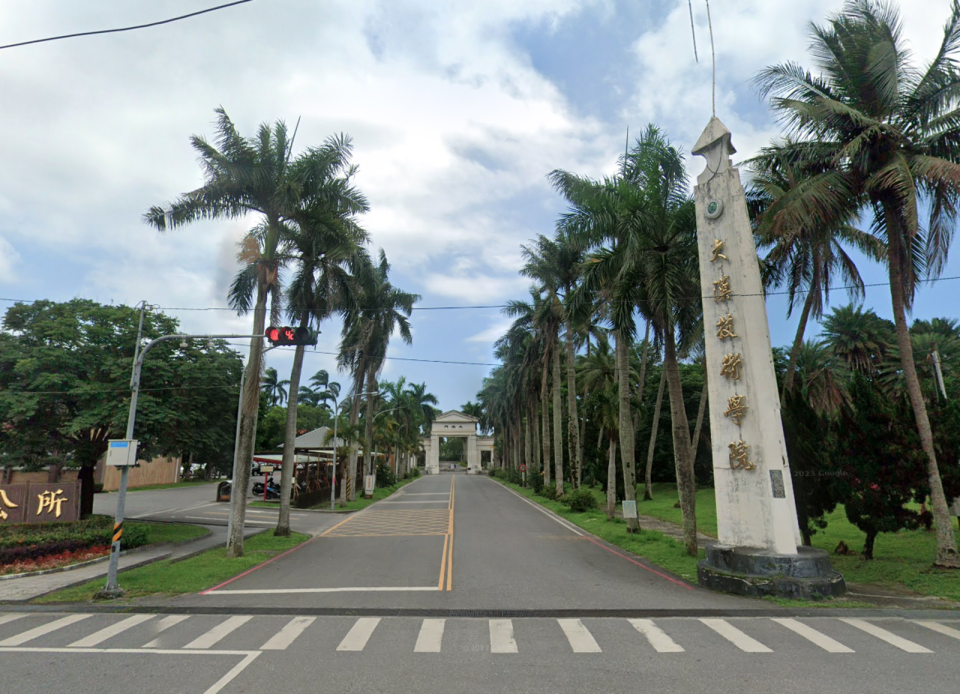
[
  {"xmin": 0, "ymin": 0, "xmax": 254, "ymax": 51},
  {"xmin": 3, "ymin": 274, "xmax": 959, "ymax": 312},
  {"xmin": 306, "ymin": 348, "xmax": 497, "ymax": 367}
]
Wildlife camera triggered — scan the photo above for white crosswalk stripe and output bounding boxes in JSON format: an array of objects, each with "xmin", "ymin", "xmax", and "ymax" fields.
[
  {"xmin": 0, "ymin": 614, "xmax": 92, "ymax": 646},
  {"xmin": 771, "ymin": 618, "xmax": 854, "ymax": 653},
  {"xmin": 912, "ymin": 620, "xmax": 960, "ymax": 642},
  {"xmin": 700, "ymin": 619, "xmax": 773, "ymax": 653},
  {"xmin": 183, "ymin": 616, "xmax": 252, "ymax": 650},
  {"xmin": 489, "ymin": 619, "xmax": 518, "ymax": 654},
  {"xmin": 142, "ymin": 615, "xmax": 190, "ymax": 648},
  {"xmin": 557, "ymin": 619, "xmax": 602, "ymax": 653},
  {"xmin": 0, "ymin": 614, "xmax": 956, "ymax": 656},
  {"xmin": 337, "ymin": 618, "xmax": 381, "ymax": 652},
  {"xmin": 0, "ymin": 614, "xmax": 29, "ymax": 628},
  {"xmin": 414, "ymin": 619, "xmax": 445, "ymax": 653},
  {"xmin": 68, "ymin": 614, "xmax": 155, "ymax": 648},
  {"xmin": 261, "ymin": 617, "xmax": 316, "ymax": 650},
  {"xmin": 839, "ymin": 618, "xmax": 933, "ymax": 653},
  {"xmin": 628, "ymin": 618, "xmax": 685, "ymax": 652}
]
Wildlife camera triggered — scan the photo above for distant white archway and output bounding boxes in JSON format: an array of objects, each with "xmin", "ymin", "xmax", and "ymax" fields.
[{"xmin": 420, "ymin": 411, "xmax": 495, "ymax": 475}]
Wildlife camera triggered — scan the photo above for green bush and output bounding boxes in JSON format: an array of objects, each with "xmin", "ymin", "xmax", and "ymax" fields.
[
  {"xmin": 530, "ymin": 472, "xmax": 544, "ymax": 493},
  {"xmin": 376, "ymin": 461, "xmax": 396, "ymax": 488},
  {"xmin": 0, "ymin": 514, "xmax": 152, "ymax": 564},
  {"xmin": 538, "ymin": 483, "xmax": 557, "ymax": 500},
  {"xmin": 565, "ymin": 489, "xmax": 599, "ymax": 513}
]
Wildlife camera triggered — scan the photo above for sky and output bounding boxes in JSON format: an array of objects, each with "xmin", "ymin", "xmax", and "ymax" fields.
[{"xmin": 1, "ymin": 0, "xmax": 958, "ymax": 413}]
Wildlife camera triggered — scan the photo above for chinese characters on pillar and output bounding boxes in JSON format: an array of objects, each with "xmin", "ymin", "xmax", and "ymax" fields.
[{"xmin": 710, "ymin": 237, "xmax": 754, "ymax": 472}]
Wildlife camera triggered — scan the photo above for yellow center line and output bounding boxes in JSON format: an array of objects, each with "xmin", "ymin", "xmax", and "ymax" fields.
[{"xmin": 446, "ymin": 476, "xmax": 455, "ymax": 591}]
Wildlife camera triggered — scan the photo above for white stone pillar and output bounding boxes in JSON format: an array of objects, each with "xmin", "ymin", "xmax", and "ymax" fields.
[
  {"xmin": 467, "ymin": 434, "xmax": 479, "ymax": 474},
  {"xmin": 427, "ymin": 434, "xmax": 440, "ymax": 475},
  {"xmin": 693, "ymin": 117, "xmax": 803, "ymax": 554}
]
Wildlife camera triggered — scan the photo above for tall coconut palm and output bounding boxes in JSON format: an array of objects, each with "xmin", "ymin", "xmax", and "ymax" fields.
[
  {"xmin": 261, "ymin": 367, "xmax": 290, "ymax": 406},
  {"xmin": 521, "ymin": 237, "xmax": 568, "ymax": 496},
  {"xmin": 273, "ymin": 137, "xmax": 369, "ymax": 536},
  {"xmin": 756, "ymin": 0, "xmax": 960, "ymax": 567},
  {"xmin": 577, "ymin": 332, "xmax": 622, "ymax": 517},
  {"xmin": 340, "ymin": 250, "xmax": 418, "ymax": 491},
  {"xmin": 309, "ymin": 370, "xmax": 341, "ymax": 409},
  {"xmin": 145, "ymin": 108, "xmax": 313, "ymax": 557},
  {"xmin": 747, "ymin": 142, "xmax": 883, "ymax": 396}
]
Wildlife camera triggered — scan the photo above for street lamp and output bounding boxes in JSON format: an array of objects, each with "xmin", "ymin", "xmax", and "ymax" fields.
[{"xmin": 100, "ymin": 331, "xmax": 262, "ymax": 597}]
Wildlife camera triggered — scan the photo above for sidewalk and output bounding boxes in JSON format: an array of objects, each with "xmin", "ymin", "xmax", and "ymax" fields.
[{"xmin": 0, "ymin": 525, "xmax": 260, "ymax": 602}]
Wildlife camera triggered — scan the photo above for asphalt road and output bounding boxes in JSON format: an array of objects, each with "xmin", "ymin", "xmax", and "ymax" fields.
[
  {"xmin": 93, "ymin": 477, "xmax": 340, "ymax": 536},
  {"xmin": 6, "ymin": 471, "xmax": 957, "ymax": 693}
]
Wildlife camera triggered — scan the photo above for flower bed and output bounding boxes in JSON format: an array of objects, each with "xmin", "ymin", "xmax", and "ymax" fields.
[
  {"xmin": 0, "ymin": 515, "xmax": 149, "ymax": 568},
  {"xmin": 0, "ymin": 545, "xmax": 111, "ymax": 576}
]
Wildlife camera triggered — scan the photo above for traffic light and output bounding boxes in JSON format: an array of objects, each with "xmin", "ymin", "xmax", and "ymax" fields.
[{"xmin": 265, "ymin": 326, "xmax": 318, "ymax": 346}]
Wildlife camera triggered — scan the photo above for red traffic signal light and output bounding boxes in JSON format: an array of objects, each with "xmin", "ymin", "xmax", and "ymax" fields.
[{"xmin": 265, "ymin": 326, "xmax": 318, "ymax": 346}]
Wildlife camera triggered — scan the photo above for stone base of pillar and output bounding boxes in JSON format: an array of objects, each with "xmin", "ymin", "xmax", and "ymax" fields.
[
  {"xmin": 425, "ymin": 463, "xmax": 440, "ymax": 475},
  {"xmin": 697, "ymin": 545, "xmax": 845, "ymax": 600},
  {"xmin": 466, "ymin": 465, "xmax": 479, "ymax": 475}
]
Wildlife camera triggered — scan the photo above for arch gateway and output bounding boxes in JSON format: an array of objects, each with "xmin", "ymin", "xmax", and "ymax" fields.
[{"xmin": 421, "ymin": 410, "xmax": 495, "ymax": 475}]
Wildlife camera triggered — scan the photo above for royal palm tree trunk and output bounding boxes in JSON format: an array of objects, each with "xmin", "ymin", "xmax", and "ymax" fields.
[
  {"xmin": 541, "ymin": 359, "xmax": 552, "ymax": 486},
  {"xmin": 552, "ymin": 336, "xmax": 564, "ymax": 497},
  {"xmin": 886, "ymin": 211, "xmax": 959, "ymax": 568},
  {"xmin": 606, "ymin": 436, "xmax": 618, "ymax": 518},
  {"xmin": 578, "ymin": 417, "xmax": 586, "ymax": 487},
  {"xmin": 363, "ymin": 369, "xmax": 378, "ymax": 481},
  {"xmin": 664, "ymin": 329, "xmax": 698, "ymax": 556},
  {"xmin": 344, "ymin": 363, "xmax": 365, "ymax": 503},
  {"xmin": 643, "ymin": 368, "xmax": 666, "ymax": 501},
  {"xmin": 781, "ymin": 287, "xmax": 816, "ymax": 397},
  {"xmin": 615, "ymin": 329, "xmax": 639, "ymax": 532},
  {"xmin": 690, "ymin": 377, "xmax": 708, "ymax": 456},
  {"xmin": 564, "ymin": 319, "xmax": 581, "ymax": 490},
  {"xmin": 276, "ymin": 317, "xmax": 308, "ymax": 537},
  {"xmin": 524, "ymin": 404, "xmax": 532, "ymax": 484},
  {"xmin": 531, "ymin": 397, "xmax": 541, "ymax": 479},
  {"xmin": 634, "ymin": 321, "xmax": 652, "ymax": 434},
  {"xmin": 227, "ymin": 273, "xmax": 269, "ymax": 557}
]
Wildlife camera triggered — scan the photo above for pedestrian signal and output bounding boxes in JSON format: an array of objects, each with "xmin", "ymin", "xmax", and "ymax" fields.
[{"xmin": 265, "ymin": 326, "xmax": 318, "ymax": 346}]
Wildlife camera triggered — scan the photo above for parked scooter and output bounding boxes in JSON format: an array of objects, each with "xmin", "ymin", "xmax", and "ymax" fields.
[{"xmin": 251, "ymin": 479, "xmax": 281, "ymax": 499}]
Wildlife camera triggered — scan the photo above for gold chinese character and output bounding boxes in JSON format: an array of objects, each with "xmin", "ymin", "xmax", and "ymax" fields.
[
  {"xmin": 0, "ymin": 489, "xmax": 18, "ymax": 521},
  {"xmin": 729, "ymin": 439, "xmax": 754, "ymax": 470},
  {"xmin": 36, "ymin": 489, "xmax": 67, "ymax": 518},
  {"xmin": 716, "ymin": 313, "xmax": 738, "ymax": 340},
  {"xmin": 724, "ymin": 395, "xmax": 748, "ymax": 426},
  {"xmin": 710, "ymin": 239, "xmax": 728, "ymax": 262},
  {"xmin": 713, "ymin": 275, "xmax": 732, "ymax": 303},
  {"xmin": 720, "ymin": 353, "xmax": 743, "ymax": 381}
]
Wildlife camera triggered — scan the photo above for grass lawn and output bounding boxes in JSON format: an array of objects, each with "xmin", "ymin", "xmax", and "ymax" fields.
[
  {"xmin": 35, "ymin": 531, "xmax": 310, "ymax": 603},
  {"xmin": 132, "ymin": 521, "xmax": 210, "ymax": 545},
  {"xmin": 636, "ymin": 482, "xmax": 960, "ymax": 603},
  {"xmin": 492, "ymin": 480, "xmax": 702, "ymax": 583}
]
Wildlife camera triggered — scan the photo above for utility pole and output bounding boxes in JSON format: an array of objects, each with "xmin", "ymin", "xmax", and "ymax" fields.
[{"xmin": 99, "ymin": 332, "xmax": 260, "ymax": 597}]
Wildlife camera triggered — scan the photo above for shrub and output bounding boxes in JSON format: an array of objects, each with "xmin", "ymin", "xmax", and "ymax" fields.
[
  {"xmin": 565, "ymin": 489, "xmax": 599, "ymax": 513},
  {"xmin": 376, "ymin": 461, "xmax": 396, "ymax": 488},
  {"xmin": 530, "ymin": 472, "xmax": 544, "ymax": 493},
  {"xmin": 538, "ymin": 483, "xmax": 557, "ymax": 500},
  {"xmin": 0, "ymin": 514, "xmax": 151, "ymax": 564}
]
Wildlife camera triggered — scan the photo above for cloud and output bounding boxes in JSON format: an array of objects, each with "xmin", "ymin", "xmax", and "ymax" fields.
[{"xmin": 0, "ymin": 236, "xmax": 21, "ymax": 284}]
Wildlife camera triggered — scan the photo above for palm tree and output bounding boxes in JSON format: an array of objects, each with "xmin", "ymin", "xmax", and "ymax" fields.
[
  {"xmin": 577, "ymin": 332, "xmax": 621, "ymax": 517},
  {"xmin": 145, "ymin": 108, "xmax": 313, "ymax": 557},
  {"xmin": 757, "ymin": 0, "xmax": 960, "ymax": 567},
  {"xmin": 747, "ymin": 142, "xmax": 882, "ymax": 396},
  {"xmin": 521, "ymin": 238, "xmax": 568, "ymax": 496},
  {"xmin": 261, "ymin": 367, "xmax": 290, "ymax": 406},
  {"xmin": 340, "ymin": 250, "xmax": 418, "ymax": 493},
  {"xmin": 821, "ymin": 304, "xmax": 894, "ymax": 376},
  {"xmin": 310, "ymin": 370, "xmax": 341, "ymax": 409}
]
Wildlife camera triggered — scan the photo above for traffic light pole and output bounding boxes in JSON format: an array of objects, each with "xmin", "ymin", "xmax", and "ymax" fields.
[{"xmin": 99, "ymin": 332, "xmax": 261, "ymax": 598}]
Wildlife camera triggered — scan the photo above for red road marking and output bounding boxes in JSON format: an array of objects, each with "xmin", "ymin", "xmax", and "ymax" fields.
[
  {"xmin": 200, "ymin": 535, "xmax": 321, "ymax": 595},
  {"xmin": 579, "ymin": 534, "xmax": 695, "ymax": 590}
]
